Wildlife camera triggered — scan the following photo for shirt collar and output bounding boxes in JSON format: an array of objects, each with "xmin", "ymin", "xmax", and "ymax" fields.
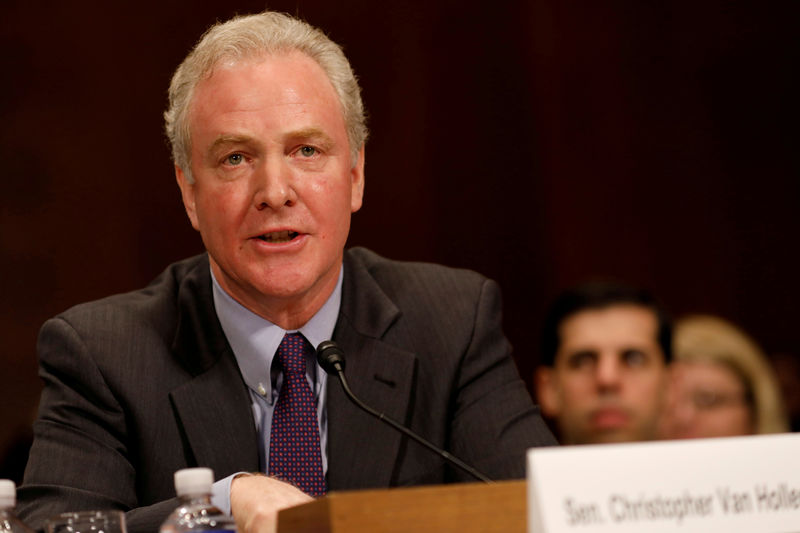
[{"xmin": 211, "ymin": 266, "xmax": 343, "ymax": 398}]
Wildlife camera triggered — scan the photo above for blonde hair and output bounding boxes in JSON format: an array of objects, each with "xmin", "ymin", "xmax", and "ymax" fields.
[
  {"xmin": 674, "ymin": 314, "xmax": 789, "ymax": 434},
  {"xmin": 164, "ymin": 11, "xmax": 368, "ymax": 182}
]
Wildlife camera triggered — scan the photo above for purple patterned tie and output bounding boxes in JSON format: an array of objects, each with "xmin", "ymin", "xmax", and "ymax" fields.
[{"xmin": 268, "ymin": 333, "xmax": 326, "ymax": 496}]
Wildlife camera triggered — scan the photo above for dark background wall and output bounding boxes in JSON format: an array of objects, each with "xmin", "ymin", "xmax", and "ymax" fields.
[{"xmin": 1, "ymin": 1, "xmax": 797, "ymax": 474}]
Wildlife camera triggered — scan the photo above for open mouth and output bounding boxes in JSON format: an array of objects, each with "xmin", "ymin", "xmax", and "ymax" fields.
[{"xmin": 256, "ymin": 230, "xmax": 299, "ymax": 243}]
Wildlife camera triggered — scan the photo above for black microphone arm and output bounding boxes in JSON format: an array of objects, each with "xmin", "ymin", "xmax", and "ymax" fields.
[{"xmin": 316, "ymin": 340, "xmax": 493, "ymax": 483}]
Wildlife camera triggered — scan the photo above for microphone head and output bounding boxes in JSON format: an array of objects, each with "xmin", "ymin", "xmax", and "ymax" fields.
[{"xmin": 316, "ymin": 340, "xmax": 345, "ymax": 374}]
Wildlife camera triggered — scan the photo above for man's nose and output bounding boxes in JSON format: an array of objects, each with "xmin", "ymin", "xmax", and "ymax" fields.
[
  {"xmin": 253, "ymin": 157, "xmax": 296, "ymax": 210},
  {"xmin": 596, "ymin": 355, "xmax": 622, "ymax": 388}
]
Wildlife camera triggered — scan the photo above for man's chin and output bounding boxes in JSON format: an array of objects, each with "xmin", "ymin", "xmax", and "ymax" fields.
[
  {"xmin": 564, "ymin": 426, "xmax": 643, "ymax": 446},
  {"xmin": 587, "ymin": 430, "xmax": 638, "ymax": 445}
]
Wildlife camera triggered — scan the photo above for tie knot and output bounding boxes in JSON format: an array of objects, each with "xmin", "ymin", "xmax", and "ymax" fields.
[{"xmin": 277, "ymin": 332, "xmax": 311, "ymax": 376}]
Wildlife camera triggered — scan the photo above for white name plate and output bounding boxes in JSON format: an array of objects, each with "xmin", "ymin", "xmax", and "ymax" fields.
[{"xmin": 527, "ymin": 433, "xmax": 800, "ymax": 533}]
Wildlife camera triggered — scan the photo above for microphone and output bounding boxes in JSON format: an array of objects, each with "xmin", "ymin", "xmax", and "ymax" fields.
[{"xmin": 316, "ymin": 340, "xmax": 493, "ymax": 483}]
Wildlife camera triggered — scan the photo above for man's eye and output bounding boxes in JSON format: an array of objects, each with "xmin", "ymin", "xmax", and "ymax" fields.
[
  {"xmin": 566, "ymin": 351, "xmax": 596, "ymax": 370},
  {"xmin": 226, "ymin": 153, "xmax": 244, "ymax": 165},
  {"xmin": 298, "ymin": 146, "xmax": 317, "ymax": 157},
  {"xmin": 622, "ymin": 349, "xmax": 647, "ymax": 367}
]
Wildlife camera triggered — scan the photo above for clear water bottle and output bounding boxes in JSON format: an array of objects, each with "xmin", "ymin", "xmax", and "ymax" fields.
[
  {"xmin": 0, "ymin": 480, "xmax": 35, "ymax": 533},
  {"xmin": 159, "ymin": 468, "xmax": 236, "ymax": 533}
]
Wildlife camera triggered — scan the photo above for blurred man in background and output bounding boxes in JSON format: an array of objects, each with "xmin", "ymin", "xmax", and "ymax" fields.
[{"xmin": 535, "ymin": 282, "xmax": 672, "ymax": 445}]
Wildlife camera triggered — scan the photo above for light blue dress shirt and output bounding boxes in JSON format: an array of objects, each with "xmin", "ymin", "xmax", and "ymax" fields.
[{"xmin": 208, "ymin": 266, "xmax": 342, "ymax": 514}]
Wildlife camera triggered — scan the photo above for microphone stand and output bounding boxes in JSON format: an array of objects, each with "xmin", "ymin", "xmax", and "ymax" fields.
[{"xmin": 317, "ymin": 341, "xmax": 493, "ymax": 484}]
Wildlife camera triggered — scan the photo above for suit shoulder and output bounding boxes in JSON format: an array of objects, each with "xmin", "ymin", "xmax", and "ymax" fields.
[
  {"xmin": 345, "ymin": 247, "xmax": 492, "ymax": 309},
  {"xmin": 347, "ymin": 246, "xmax": 486, "ymax": 283},
  {"xmin": 52, "ymin": 254, "xmax": 209, "ymax": 336}
]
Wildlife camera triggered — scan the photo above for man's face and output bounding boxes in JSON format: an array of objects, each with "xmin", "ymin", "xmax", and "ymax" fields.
[
  {"xmin": 536, "ymin": 304, "xmax": 668, "ymax": 445},
  {"xmin": 176, "ymin": 51, "xmax": 364, "ymax": 326}
]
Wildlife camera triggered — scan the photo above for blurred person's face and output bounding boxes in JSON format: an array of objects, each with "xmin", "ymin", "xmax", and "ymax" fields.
[
  {"xmin": 176, "ymin": 51, "xmax": 364, "ymax": 328},
  {"xmin": 661, "ymin": 361, "xmax": 753, "ymax": 439},
  {"xmin": 536, "ymin": 304, "xmax": 668, "ymax": 445}
]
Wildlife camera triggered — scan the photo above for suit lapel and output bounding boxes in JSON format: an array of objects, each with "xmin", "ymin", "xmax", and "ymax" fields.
[
  {"xmin": 169, "ymin": 358, "xmax": 259, "ymax": 476},
  {"xmin": 327, "ymin": 251, "xmax": 417, "ymax": 489},
  {"xmin": 168, "ymin": 256, "xmax": 260, "ymax": 477}
]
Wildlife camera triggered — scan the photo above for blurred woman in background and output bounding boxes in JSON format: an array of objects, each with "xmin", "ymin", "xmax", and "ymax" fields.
[{"xmin": 661, "ymin": 314, "xmax": 789, "ymax": 439}]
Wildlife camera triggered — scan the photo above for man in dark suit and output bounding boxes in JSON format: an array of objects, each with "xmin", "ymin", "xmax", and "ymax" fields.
[{"xmin": 18, "ymin": 11, "xmax": 556, "ymax": 533}]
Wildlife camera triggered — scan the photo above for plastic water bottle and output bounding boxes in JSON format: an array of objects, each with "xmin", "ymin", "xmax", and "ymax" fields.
[
  {"xmin": 159, "ymin": 468, "xmax": 236, "ymax": 533},
  {"xmin": 0, "ymin": 480, "xmax": 35, "ymax": 533}
]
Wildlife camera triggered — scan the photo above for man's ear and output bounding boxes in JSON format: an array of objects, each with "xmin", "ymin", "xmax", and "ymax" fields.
[
  {"xmin": 350, "ymin": 145, "xmax": 365, "ymax": 213},
  {"xmin": 535, "ymin": 367, "xmax": 562, "ymax": 417},
  {"xmin": 175, "ymin": 165, "xmax": 200, "ymax": 231}
]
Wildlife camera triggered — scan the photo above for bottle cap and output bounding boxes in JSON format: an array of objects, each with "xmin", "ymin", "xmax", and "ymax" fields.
[
  {"xmin": 174, "ymin": 468, "xmax": 214, "ymax": 497},
  {"xmin": 0, "ymin": 479, "xmax": 16, "ymax": 509}
]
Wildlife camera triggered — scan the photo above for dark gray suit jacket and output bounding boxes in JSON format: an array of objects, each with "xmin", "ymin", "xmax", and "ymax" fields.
[{"xmin": 18, "ymin": 247, "xmax": 556, "ymax": 531}]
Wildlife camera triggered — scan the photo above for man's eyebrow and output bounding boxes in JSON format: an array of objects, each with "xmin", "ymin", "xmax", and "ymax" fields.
[
  {"xmin": 207, "ymin": 134, "xmax": 256, "ymax": 153},
  {"xmin": 205, "ymin": 129, "xmax": 337, "ymax": 159},
  {"xmin": 285, "ymin": 127, "xmax": 335, "ymax": 147}
]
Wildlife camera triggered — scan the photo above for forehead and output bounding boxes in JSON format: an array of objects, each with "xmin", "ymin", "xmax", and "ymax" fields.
[
  {"xmin": 675, "ymin": 361, "xmax": 745, "ymax": 391},
  {"xmin": 188, "ymin": 50, "xmax": 346, "ymax": 140},
  {"xmin": 558, "ymin": 304, "xmax": 660, "ymax": 350}
]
